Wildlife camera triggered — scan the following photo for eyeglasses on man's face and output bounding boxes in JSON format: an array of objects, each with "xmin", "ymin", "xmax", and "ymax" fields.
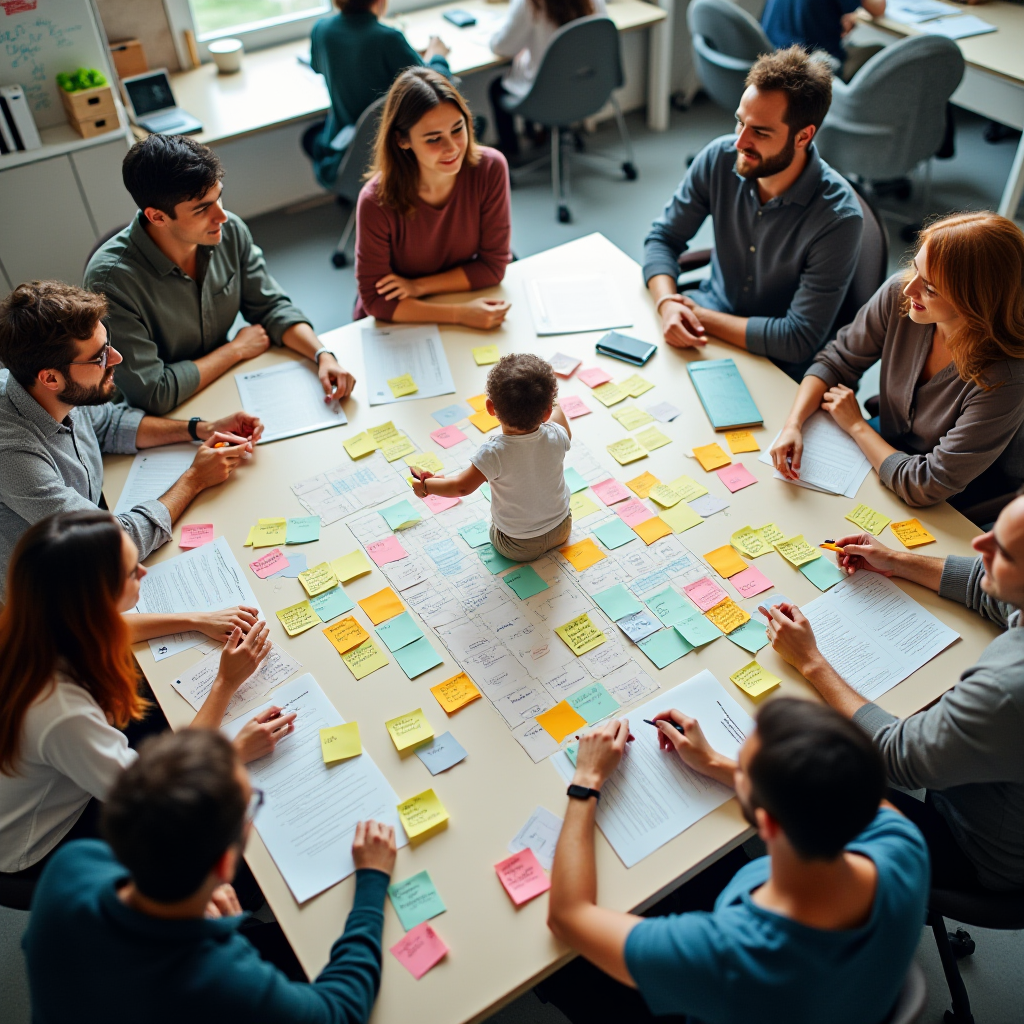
[{"xmin": 69, "ymin": 335, "xmax": 111, "ymax": 370}]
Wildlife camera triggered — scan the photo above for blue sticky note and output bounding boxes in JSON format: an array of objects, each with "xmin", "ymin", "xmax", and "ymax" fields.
[
  {"xmin": 375, "ymin": 611, "xmax": 424, "ymax": 652},
  {"xmin": 567, "ymin": 683, "xmax": 620, "ymax": 724},
  {"xmin": 592, "ymin": 584, "xmax": 642, "ymax": 622},
  {"xmin": 310, "ymin": 586, "xmax": 355, "ymax": 622},
  {"xmin": 415, "ymin": 732, "xmax": 468, "ymax": 776},
  {"xmin": 285, "ymin": 515, "xmax": 321, "ymax": 544},
  {"xmin": 504, "ymin": 565, "xmax": 549, "ymax": 599},
  {"xmin": 592, "ymin": 518, "xmax": 637, "ymax": 550},
  {"xmin": 675, "ymin": 610, "xmax": 723, "ymax": 647},
  {"xmin": 727, "ymin": 618, "xmax": 769, "ymax": 653},
  {"xmin": 617, "ymin": 609, "xmax": 662, "ymax": 643},
  {"xmin": 393, "ymin": 636, "xmax": 444, "ymax": 679},
  {"xmin": 458, "ymin": 520, "xmax": 492, "ymax": 548},
  {"xmin": 646, "ymin": 586, "xmax": 691, "ymax": 627},
  {"xmin": 380, "ymin": 499, "xmax": 421, "ymax": 531},
  {"xmin": 477, "ymin": 543, "xmax": 519, "ymax": 574},
  {"xmin": 270, "ymin": 552, "xmax": 308, "ymax": 578},
  {"xmin": 388, "ymin": 870, "xmax": 447, "ymax": 931},
  {"xmin": 481, "ymin": 482, "xmax": 491, "ymax": 501},
  {"xmin": 564, "ymin": 467, "xmax": 588, "ymax": 493},
  {"xmin": 800, "ymin": 558, "xmax": 846, "ymax": 591},
  {"xmin": 638, "ymin": 628, "xmax": 693, "ymax": 668},
  {"xmin": 431, "ymin": 403, "xmax": 469, "ymax": 427}
]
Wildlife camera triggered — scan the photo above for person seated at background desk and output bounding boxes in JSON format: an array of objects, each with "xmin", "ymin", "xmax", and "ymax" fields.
[
  {"xmin": 306, "ymin": 0, "xmax": 452, "ymax": 189},
  {"xmin": 23, "ymin": 730, "xmax": 397, "ymax": 1024},
  {"xmin": 762, "ymin": 496, "xmax": 1024, "ymax": 892},
  {"xmin": 85, "ymin": 134, "xmax": 355, "ymax": 415},
  {"xmin": 355, "ymin": 68, "xmax": 512, "ymax": 328},
  {"xmin": 770, "ymin": 213, "xmax": 1024, "ymax": 510},
  {"xmin": 488, "ymin": 0, "xmax": 606, "ymax": 160},
  {"xmin": 0, "ymin": 281, "xmax": 256, "ymax": 596},
  {"xmin": 644, "ymin": 47, "xmax": 863, "ymax": 381},
  {"xmin": 544, "ymin": 699, "xmax": 928, "ymax": 1024}
]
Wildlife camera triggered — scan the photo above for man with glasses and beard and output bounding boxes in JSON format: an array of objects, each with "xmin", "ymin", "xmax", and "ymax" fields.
[
  {"xmin": 644, "ymin": 46, "xmax": 863, "ymax": 380},
  {"xmin": 0, "ymin": 280, "xmax": 261, "ymax": 594}
]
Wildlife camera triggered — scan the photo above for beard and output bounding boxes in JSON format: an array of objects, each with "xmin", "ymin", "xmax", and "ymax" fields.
[
  {"xmin": 737, "ymin": 789, "xmax": 759, "ymax": 830},
  {"xmin": 60, "ymin": 367, "xmax": 117, "ymax": 406},
  {"xmin": 735, "ymin": 130, "xmax": 797, "ymax": 180}
]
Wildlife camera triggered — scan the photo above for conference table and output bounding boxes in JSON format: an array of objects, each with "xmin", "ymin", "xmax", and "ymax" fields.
[{"xmin": 104, "ymin": 233, "xmax": 998, "ymax": 1024}]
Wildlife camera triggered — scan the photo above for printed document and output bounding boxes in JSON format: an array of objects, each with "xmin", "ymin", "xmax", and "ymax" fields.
[
  {"xmin": 760, "ymin": 411, "xmax": 871, "ymax": 497},
  {"xmin": 526, "ymin": 276, "xmax": 633, "ymax": 336},
  {"xmin": 292, "ymin": 451, "xmax": 409, "ymax": 526},
  {"xmin": 362, "ymin": 324, "xmax": 456, "ymax": 406},
  {"xmin": 235, "ymin": 362, "xmax": 348, "ymax": 443},
  {"xmin": 884, "ymin": 0, "xmax": 958, "ymax": 22},
  {"xmin": 113, "ymin": 444, "xmax": 195, "ymax": 515}
]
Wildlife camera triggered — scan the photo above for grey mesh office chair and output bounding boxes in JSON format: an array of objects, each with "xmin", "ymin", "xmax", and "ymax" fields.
[
  {"xmin": 686, "ymin": 0, "xmax": 772, "ymax": 114},
  {"xmin": 498, "ymin": 15, "xmax": 637, "ymax": 224},
  {"xmin": 330, "ymin": 96, "xmax": 386, "ymax": 268}
]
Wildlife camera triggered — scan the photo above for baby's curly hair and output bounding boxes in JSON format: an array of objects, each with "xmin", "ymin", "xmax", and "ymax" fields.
[{"xmin": 486, "ymin": 353, "xmax": 558, "ymax": 431}]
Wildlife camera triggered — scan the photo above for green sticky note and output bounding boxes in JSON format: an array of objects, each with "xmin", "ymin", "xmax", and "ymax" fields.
[
  {"xmin": 567, "ymin": 682, "xmax": 620, "ymax": 724},
  {"xmin": 727, "ymin": 618, "xmax": 769, "ymax": 653},
  {"xmin": 592, "ymin": 584, "xmax": 642, "ymax": 622},
  {"xmin": 592, "ymin": 518, "xmax": 637, "ymax": 550},
  {"xmin": 504, "ymin": 565, "xmax": 549, "ymax": 599},
  {"xmin": 675, "ymin": 610, "xmax": 723, "ymax": 648},
  {"xmin": 477, "ymin": 543, "xmax": 519, "ymax": 574},
  {"xmin": 388, "ymin": 870, "xmax": 447, "ymax": 931},
  {"xmin": 646, "ymin": 586, "xmax": 691, "ymax": 627},
  {"xmin": 375, "ymin": 611, "xmax": 425, "ymax": 652},
  {"xmin": 309, "ymin": 586, "xmax": 355, "ymax": 623},
  {"xmin": 393, "ymin": 636, "xmax": 444, "ymax": 679},
  {"xmin": 480, "ymin": 482, "xmax": 491, "ymax": 501},
  {"xmin": 800, "ymin": 557, "xmax": 846, "ymax": 591},
  {"xmin": 286, "ymin": 515, "xmax": 321, "ymax": 544},
  {"xmin": 638, "ymin": 628, "xmax": 694, "ymax": 668},
  {"xmin": 564, "ymin": 467, "xmax": 589, "ymax": 493},
  {"xmin": 565, "ymin": 743, "xmax": 578, "ymax": 766},
  {"xmin": 458, "ymin": 520, "xmax": 491, "ymax": 548},
  {"xmin": 380, "ymin": 499, "xmax": 421, "ymax": 531}
]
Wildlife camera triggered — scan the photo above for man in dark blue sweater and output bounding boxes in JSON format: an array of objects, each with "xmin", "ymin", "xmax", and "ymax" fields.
[{"xmin": 22, "ymin": 729, "xmax": 397, "ymax": 1024}]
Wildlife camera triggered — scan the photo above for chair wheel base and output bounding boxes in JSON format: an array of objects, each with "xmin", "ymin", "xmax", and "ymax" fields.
[
  {"xmin": 331, "ymin": 251, "xmax": 347, "ymax": 268},
  {"xmin": 558, "ymin": 204, "xmax": 571, "ymax": 223},
  {"xmin": 949, "ymin": 929, "xmax": 976, "ymax": 960},
  {"xmin": 622, "ymin": 162, "xmax": 638, "ymax": 180}
]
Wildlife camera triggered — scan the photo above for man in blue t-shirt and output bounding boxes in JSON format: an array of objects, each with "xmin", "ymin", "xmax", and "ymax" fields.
[{"xmin": 546, "ymin": 697, "xmax": 929, "ymax": 1024}]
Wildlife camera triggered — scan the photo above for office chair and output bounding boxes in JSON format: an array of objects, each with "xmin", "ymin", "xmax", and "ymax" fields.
[
  {"xmin": 0, "ymin": 873, "xmax": 35, "ymax": 912},
  {"xmin": 686, "ymin": 0, "xmax": 772, "ymax": 115},
  {"xmin": 498, "ymin": 15, "xmax": 637, "ymax": 224}
]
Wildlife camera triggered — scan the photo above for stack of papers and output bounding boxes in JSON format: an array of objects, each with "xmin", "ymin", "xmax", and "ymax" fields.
[
  {"xmin": 760, "ymin": 412, "xmax": 871, "ymax": 498},
  {"xmin": 235, "ymin": 361, "xmax": 348, "ymax": 443},
  {"xmin": 362, "ymin": 324, "xmax": 455, "ymax": 406},
  {"xmin": 525, "ymin": 276, "xmax": 632, "ymax": 336}
]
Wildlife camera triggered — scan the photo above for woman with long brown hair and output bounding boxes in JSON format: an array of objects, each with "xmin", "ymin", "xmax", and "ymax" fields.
[
  {"xmin": 354, "ymin": 67, "xmax": 512, "ymax": 328},
  {"xmin": 770, "ymin": 212, "xmax": 1024, "ymax": 510},
  {"xmin": 0, "ymin": 510, "xmax": 295, "ymax": 880}
]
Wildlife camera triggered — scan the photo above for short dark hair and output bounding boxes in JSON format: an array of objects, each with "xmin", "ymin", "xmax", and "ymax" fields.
[
  {"xmin": 745, "ymin": 46, "xmax": 833, "ymax": 133},
  {"xmin": 334, "ymin": 0, "xmax": 375, "ymax": 11},
  {"xmin": 748, "ymin": 698, "xmax": 885, "ymax": 860},
  {"xmin": 0, "ymin": 281, "xmax": 107, "ymax": 389},
  {"xmin": 122, "ymin": 134, "xmax": 223, "ymax": 217},
  {"xmin": 102, "ymin": 731, "xmax": 247, "ymax": 902},
  {"xmin": 486, "ymin": 353, "xmax": 558, "ymax": 431}
]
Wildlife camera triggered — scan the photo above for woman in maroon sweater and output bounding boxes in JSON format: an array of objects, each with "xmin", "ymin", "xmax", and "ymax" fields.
[{"xmin": 355, "ymin": 67, "xmax": 513, "ymax": 327}]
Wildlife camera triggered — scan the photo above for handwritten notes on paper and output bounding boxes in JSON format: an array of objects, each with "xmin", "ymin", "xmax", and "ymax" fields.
[
  {"xmin": 250, "ymin": 548, "xmax": 289, "ymax": 579},
  {"xmin": 683, "ymin": 577, "xmax": 729, "ymax": 612},
  {"xmin": 320, "ymin": 722, "xmax": 361, "ymax": 763},
  {"xmin": 774, "ymin": 535, "xmax": 822, "ymax": 567},
  {"xmin": 298, "ymin": 562, "xmax": 339, "ymax": 597},
  {"xmin": 890, "ymin": 518, "xmax": 937, "ymax": 548},
  {"xmin": 592, "ymin": 478, "xmax": 631, "ymax": 505},
  {"xmin": 559, "ymin": 395, "xmax": 591, "ymax": 419},
  {"xmin": 612, "ymin": 405, "xmax": 655, "ymax": 431},
  {"xmin": 386, "ymin": 709, "xmax": 435, "ymax": 752},
  {"xmin": 607, "ymin": 438, "xmax": 647, "ymax": 464},
  {"xmin": 366, "ymin": 536, "xmax": 409, "ymax": 567},
  {"xmin": 730, "ymin": 565, "xmax": 774, "ymax": 599},
  {"xmin": 390, "ymin": 921, "xmax": 448, "ymax": 979},
  {"xmin": 626, "ymin": 471, "xmax": 660, "ymax": 498},
  {"xmin": 578, "ymin": 366, "xmax": 612, "ymax": 388},
  {"xmin": 731, "ymin": 527, "xmax": 770, "ymax": 559},
  {"xmin": 635, "ymin": 426, "xmax": 671, "ymax": 452},
  {"xmin": 704, "ymin": 598, "xmax": 750, "ymax": 634},
  {"xmin": 396, "ymin": 788, "xmax": 449, "ymax": 840},
  {"xmin": 716, "ymin": 463, "xmax": 757, "ymax": 493},
  {"xmin": 846, "ymin": 504, "xmax": 891, "ymax": 535},
  {"xmin": 431, "ymin": 424, "xmax": 467, "ymax": 449},
  {"xmin": 430, "ymin": 672, "xmax": 482, "ymax": 714},
  {"xmin": 286, "ymin": 516, "xmax": 321, "ymax": 544},
  {"xmin": 725, "ymin": 430, "xmax": 760, "ymax": 454},
  {"xmin": 615, "ymin": 498, "xmax": 655, "ymax": 528},
  {"xmin": 668, "ymin": 475, "xmax": 708, "ymax": 502},
  {"xmin": 730, "ymin": 661, "xmax": 781, "ymax": 698},
  {"xmin": 180, "ymin": 523, "xmax": 213, "ymax": 548},
  {"xmin": 495, "ymin": 848, "xmax": 551, "ymax": 905},
  {"xmin": 389, "ymin": 871, "xmax": 446, "ymax": 931},
  {"xmin": 342, "ymin": 639, "xmax": 389, "ymax": 679},
  {"xmin": 277, "ymin": 600, "xmax": 320, "ymax": 636},
  {"xmin": 323, "ymin": 616, "xmax": 370, "ymax": 655},
  {"xmin": 388, "ymin": 374, "xmax": 419, "ymax": 398},
  {"xmin": 252, "ymin": 518, "xmax": 288, "ymax": 548},
  {"xmin": 555, "ymin": 613, "xmax": 607, "ymax": 656},
  {"xmin": 415, "ymin": 731, "xmax": 468, "ymax": 775}
]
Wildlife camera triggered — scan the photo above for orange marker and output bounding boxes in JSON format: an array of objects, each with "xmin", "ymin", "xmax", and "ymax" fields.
[
  {"xmin": 820, "ymin": 541, "xmax": 844, "ymax": 553},
  {"xmin": 213, "ymin": 441, "xmax": 230, "ymax": 448}
]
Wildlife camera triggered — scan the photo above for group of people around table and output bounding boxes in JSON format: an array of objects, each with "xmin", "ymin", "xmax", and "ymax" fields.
[{"xmin": 0, "ymin": 11, "xmax": 1023, "ymax": 1023}]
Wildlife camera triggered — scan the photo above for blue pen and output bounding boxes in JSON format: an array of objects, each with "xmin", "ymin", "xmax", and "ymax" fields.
[{"xmin": 644, "ymin": 718, "xmax": 684, "ymax": 734}]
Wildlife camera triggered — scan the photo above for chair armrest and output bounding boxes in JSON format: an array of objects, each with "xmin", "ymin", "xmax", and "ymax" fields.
[
  {"xmin": 820, "ymin": 113, "xmax": 894, "ymax": 138},
  {"xmin": 677, "ymin": 248, "xmax": 713, "ymax": 273},
  {"xmin": 692, "ymin": 36, "xmax": 755, "ymax": 73}
]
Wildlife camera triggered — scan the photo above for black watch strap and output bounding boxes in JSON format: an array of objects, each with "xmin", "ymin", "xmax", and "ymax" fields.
[
  {"xmin": 567, "ymin": 783, "xmax": 601, "ymax": 802},
  {"xmin": 188, "ymin": 416, "xmax": 202, "ymax": 441}
]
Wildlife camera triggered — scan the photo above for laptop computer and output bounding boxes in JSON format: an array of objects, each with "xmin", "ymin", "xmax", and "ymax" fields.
[{"xmin": 121, "ymin": 69, "xmax": 203, "ymax": 135}]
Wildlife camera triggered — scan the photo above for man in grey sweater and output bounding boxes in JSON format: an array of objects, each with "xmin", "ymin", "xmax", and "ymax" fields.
[{"xmin": 761, "ymin": 499, "xmax": 1024, "ymax": 892}]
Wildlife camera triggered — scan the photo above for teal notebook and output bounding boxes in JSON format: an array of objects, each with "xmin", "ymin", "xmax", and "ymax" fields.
[{"xmin": 686, "ymin": 358, "xmax": 763, "ymax": 430}]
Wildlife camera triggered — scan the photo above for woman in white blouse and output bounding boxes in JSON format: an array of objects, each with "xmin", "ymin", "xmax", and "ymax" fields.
[{"xmin": 0, "ymin": 510, "xmax": 296, "ymax": 881}]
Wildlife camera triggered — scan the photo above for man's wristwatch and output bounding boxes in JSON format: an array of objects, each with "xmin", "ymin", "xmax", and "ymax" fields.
[
  {"xmin": 188, "ymin": 416, "xmax": 203, "ymax": 441},
  {"xmin": 567, "ymin": 784, "xmax": 601, "ymax": 802},
  {"xmin": 313, "ymin": 346, "xmax": 332, "ymax": 364}
]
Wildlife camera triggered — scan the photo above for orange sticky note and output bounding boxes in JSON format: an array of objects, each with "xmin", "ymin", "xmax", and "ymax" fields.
[
  {"xmin": 889, "ymin": 518, "xmax": 937, "ymax": 549},
  {"xmin": 536, "ymin": 701, "xmax": 587, "ymax": 743},
  {"xmin": 633, "ymin": 516, "xmax": 672, "ymax": 545},
  {"xmin": 725, "ymin": 430, "xmax": 761, "ymax": 454},
  {"xmin": 323, "ymin": 616, "xmax": 370, "ymax": 655},
  {"xmin": 704, "ymin": 597, "xmax": 751, "ymax": 634},
  {"xmin": 704, "ymin": 545, "xmax": 748, "ymax": 578},
  {"xmin": 693, "ymin": 443, "xmax": 731, "ymax": 471},
  {"xmin": 625, "ymin": 471, "xmax": 660, "ymax": 499},
  {"xmin": 467, "ymin": 394, "xmax": 488, "ymax": 412},
  {"xmin": 469, "ymin": 409, "xmax": 500, "ymax": 433},
  {"xmin": 358, "ymin": 587, "xmax": 404, "ymax": 625},
  {"xmin": 430, "ymin": 672, "xmax": 482, "ymax": 714},
  {"xmin": 559, "ymin": 538, "xmax": 607, "ymax": 572}
]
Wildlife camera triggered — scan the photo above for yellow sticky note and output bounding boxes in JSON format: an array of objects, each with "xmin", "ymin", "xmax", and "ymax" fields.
[
  {"xmin": 397, "ymin": 788, "xmax": 449, "ymax": 841},
  {"xmin": 661, "ymin": 502, "xmax": 704, "ymax": 533},
  {"xmin": 367, "ymin": 421, "xmax": 401, "ymax": 446},
  {"xmin": 705, "ymin": 597, "xmax": 751, "ymax": 634},
  {"xmin": 634, "ymin": 516, "xmax": 673, "ymax": 545},
  {"xmin": 569, "ymin": 491, "xmax": 601, "ymax": 520},
  {"xmin": 431, "ymin": 672, "xmax": 482, "ymax": 714},
  {"xmin": 388, "ymin": 374, "xmax": 418, "ymax": 398},
  {"xmin": 611, "ymin": 405, "xmax": 654, "ymax": 431},
  {"xmin": 846, "ymin": 504, "xmax": 892, "ymax": 536},
  {"xmin": 607, "ymin": 438, "xmax": 648, "ymax": 465},
  {"xmin": 730, "ymin": 660, "xmax": 782, "ymax": 698},
  {"xmin": 693, "ymin": 443, "xmax": 731, "ymax": 471},
  {"xmin": 668, "ymin": 475, "xmax": 708, "ymax": 502},
  {"xmin": 276, "ymin": 600, "xmax": 320, "ymax": 636},
  {"xmin": 620, "ymin": 373, "xmax": 654, "ymax": 398},
  {"xmin": 467, "ymin": 394, "xmax": 488, "ymax": 412},
  {"xmin": 626, "ymin": 471, "xmax": 660, "ymax": 499},
  {"xmin": 404, "ymin": 451, "xmax": 444, "ymax": 475},
  {"xmin": 890, "ymin": 518, "xmax": 936, "ymax": 548},
  {"xmin": 554, "ymin": 613, "xmax": 606, "ymax": 656},
  {"xmin": 725, "ymin": 430, "xmax": 761, "ymax": 454},
  {"xmin": 755, "ymin": 522, "xmax": 786, "ymax": 545},
  {"xmin": 774, "ymin": 534, "xmax": 822, "ymax": 566},
  {"xmin": 469, "ymin": 410, "xmax": 501, "ymax": 433},
  {"xmin": 323, "ymin": 616, "xmax": 370, "ymax": 655},
  {"xmin": 592, "ymin": 382, "xmax": 629, "ymax": 407},
  {"xmin": 342, "ymin": 638, "xmax": 389, "ymax": 679},
  {"xmin": 243, "ymin": 526, "xmax": 255, "ymax": 546},
  {"xmin": 252, "ymin": 517, "xmax": 287, "ymax": 548},
  {"xmin": 386, "ymin": 708, "xmax": 434, "ymax": 752},
  {"xmin": 731, "ymin": 527, "xmax": 771, "ymax": 558},
  {"xmin": 559, "ymin": 538, "xmax": 607, "ymax": 572},
  {"xmin": 331, "ymin": 550, "xmax": 372, "ymax": 582},
  {"xmin": 359, "ymin": 587, "xmax": 404, "ymax": 625},
  {"xmin": 298, "ymin": 561, "xmax": 339, "ymax": 597},
  {"xmin": 381, "ymin": 436, "xmax": 416, "ymax": 462},
  {"xmin": 705, "ymin": 545, "xmax": 748, "ymax": 578},
  {"xmin": 536, "ymin": 701, "xmax": 587, "ymax": 743},
  {"xmin": 635, "ymin": 426, "xmax": 671, "ymax": 451},
  {"xmin": 649, "ymin": 484, "xmax": 682, "ymax": 508},
  {"xmin": 343, "ymin": 432, "xmax": 378, "ymax": 460},
  {"xmin": 472, "ymin": 344, "xmax": 500, "ymax": 365},
  {"xmin": 321, "ymin": 722, "xmax": 361, "ymax": 763}
]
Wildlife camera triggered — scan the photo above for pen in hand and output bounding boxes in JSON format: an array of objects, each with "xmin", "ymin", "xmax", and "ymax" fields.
[
  {"xmin": 644, "ymin": 718, "xmax": 685, "ymax": 734},
  {"xmin": 820, "ymin": 540, "xmax": 844, "ymax": 552}
]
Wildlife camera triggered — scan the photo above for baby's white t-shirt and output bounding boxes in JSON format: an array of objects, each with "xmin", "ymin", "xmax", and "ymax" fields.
[{"xmin": 471, "ymin": 422, "xmax": 571, "ymax": 538}]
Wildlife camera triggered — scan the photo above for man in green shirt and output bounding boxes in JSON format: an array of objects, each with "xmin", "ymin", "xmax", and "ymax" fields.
[{"xmin": 85, "ymin": 135, "xmax": 356, "ymax": 416}]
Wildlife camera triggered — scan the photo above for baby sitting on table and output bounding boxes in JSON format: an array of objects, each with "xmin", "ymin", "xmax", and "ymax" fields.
[{"xmin": 411, "ymin": 353, "xmax": 572, "ymax": 562}]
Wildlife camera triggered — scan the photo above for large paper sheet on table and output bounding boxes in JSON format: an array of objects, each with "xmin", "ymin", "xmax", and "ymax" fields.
[
  {"xmin": 222, "ymin": 674, "xmax": 407, "ymax": 903},
  {"xmin": 801, "ymin": 572, "xmax": 959, "ymax": 702},
  {"xmin": 362, "ymin": 324, "xmax": 455, "ymax": 406},
  {"xmin": 525, "ymin": 276, "xmax": 632, "ymax": 335},
  {"xmin": 760, "ymin": 411, "xmax": 871, "ymax": 497},
  {"xmin": 292, "ymin": 450, "xmax": 409, "ymax": 527},
  {"xmin": 235, "ymin": 362, "xmax": 348, "ymax": 443},
  {"xmin": 113, "ymin": 444, "xmax": 195, "ymax": 515},
  {"xmin": 552, "ymin": 670, "xmax": 753, "ymax": 868}
]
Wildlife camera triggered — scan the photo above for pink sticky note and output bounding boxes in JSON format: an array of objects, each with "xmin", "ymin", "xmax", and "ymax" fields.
[
  {"xmin": 578, "ymin": 366, "xmax": 613, "ymax": 388},
  {"xmin": 592, "ymin": 478, "xmax": 631, "ymax": 506},
  {"xmin": 249, "ymin": 548, "xmax": 289, "ymax": 579},
  {"xmin": 366, "ymin": 535, "xmax": 409, "ymax": 566},
  {"xmin": 495, "ymin": 848, "xmax": 552, "ymax": 906},
  {"xmin": 423, "ymin": 493, "xmax": 461, "ymax": 513},
  {"xmin": 559, "ymin": 395, "xmax": 591, "ymax": 419},
  {"xmin": 716, "ymin": 463, "xmax": 757, "ymax": 493},
  {"xmin": 730, "ymin": 565, "xmax": 774, "ymax": 599},
  {"xmin": 615, "ymin": 498, "xmax": 656, "ymax": 528},
  {"xmin": 390, "ymin": 921, "xmax": 449, "ymax": 979},
  {"xmin": 430, "ymin": 425, "xmax": 467, "ymax": 449},
  {"xmin": 684, "ymin": 576, "xmax": 730, "ymax": 612},
  {"xmin": 180, "ymin": 523, "xmax": 213, "ymax": 548}
]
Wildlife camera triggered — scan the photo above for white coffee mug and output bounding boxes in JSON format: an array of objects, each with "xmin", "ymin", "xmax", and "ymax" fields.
[{"xmin": 208, "ymin": 38, "xmax": 244, "ymax": 74}]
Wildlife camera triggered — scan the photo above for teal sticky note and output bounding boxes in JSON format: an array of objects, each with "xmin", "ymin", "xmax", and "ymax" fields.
[
  {"xmin": 567, "ymin": 682, "xmax": 620, "ymax": 724},
  {"xmin": 388, "ymin": 870, "xmax": 447, "ymax": 931},
  {"xmin": 375, "ymin": 610, "xmax": 424, "ymax": 652},
  {"xmin": 592, "ymin": 584, "xmax": 643, "ymax": 622},
  {"xmin": 481, "ymin": 482, "xmax": 491, "ymax": 501},
  {"xmin": 477, "ymin": 543, "xmax": 519, "ymax": 574},
  {"xmin": 592, "ymin": 518, "xmax": 637, "ymax": 550},
  {"xmin": 393, "ymin": 636, "xmax": 444, "ymax": 679},
  {"xmin": 800, "ymin": 557, "xmax": 846, "ymax": 591},
  {"xmin": 504, "ymin": 565, "xmax": 549, "ymax": 599},
  {"xmin": 675, "ymin": 609, "xmax": 723, "ymax": 647},
  {"xmin": 727, "ymin": 618, "xmax": 769, "ymax": 653},
  {"xmin": 286, "ymin": 515, "xmax": 321, "ymax": 544},
  {"xmin": 458, "ymin": 520, "xmax": 491, "ymax": 548},
  {"xmin": 646, "ymin": 586, "xmax": 691, "ymax": 626},
  {"xmin": 565, "ymin": 743, "xmax": 578, "ymax": 766},
  {"xmin": 638, "ymin": 628, "xmax": 693, "ymax": 668},
  {"xmin": 380, "ymin": 499, "xmax": 421, "ymax": 531},
  {"xmin": 564, "ymin": 467, "xmax": 589, "ymax": 493},
  {"xmin": 309, "ymin": 586, "xmax": 355, "ymax": 623}
]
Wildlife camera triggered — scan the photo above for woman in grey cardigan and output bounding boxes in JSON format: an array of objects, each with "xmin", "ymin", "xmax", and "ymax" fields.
[{"xmin": 770, "ymin": 211, "xmax": 1024, "ymax": 508}]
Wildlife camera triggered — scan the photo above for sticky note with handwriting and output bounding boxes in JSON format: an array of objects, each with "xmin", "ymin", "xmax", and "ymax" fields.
[
  {"xmin": 890, "ymin": 518, "xmax": 936, "ymax": 548},
  {"xmin": 396, "ymin": 788, "xmax": 448, "ymax": 840},
  {"xmin": 276, "ymin": 600, "xmax": 320, "ymax": 636},
  {"xmin": 179, "ymin": 523, "xmax": 213, "ymax": 548},
  {"xmin": 386, "ymin": 708, "xmax": 434, "ymax": 752},
  {"xmin": 323, "ymin": 616, "xmax": 370, "ymax": 655},
  {"xmin": 845, "ymin": 504, "xmax": 891, "ymax": 536},
  {"xmin": 320, "ymin": 722, "xmax": 361, "ymax": 763},
  {"xmin": 430, "ymin": 672, "xmax": 482, "ymax": 714},
  {"xmin": 390, "ymin": 921, "xmax": 448, "ymax": 979},
  {"xmin": 250, "ymin": 547, "xmax": 289, "ymax": 579},
  {"xmin": 495, "ymin": 848, "xmax": 551, "ymax": 905},
  {"xmin": 341, "ymin": 638, "xmax": 389, "ymax": 679},
  {"xmin": 730, "ymin": 660, "xmax": 781, "ymax": 698},
  {"xmin": 554, "ymin": 613, "xmax": 606, "ymax": 656}
]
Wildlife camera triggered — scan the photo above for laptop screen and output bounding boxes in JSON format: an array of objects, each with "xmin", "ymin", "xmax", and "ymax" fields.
[{"xmin": 124, "ymin": 72, "xmax": 175, "ymax": 117}]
